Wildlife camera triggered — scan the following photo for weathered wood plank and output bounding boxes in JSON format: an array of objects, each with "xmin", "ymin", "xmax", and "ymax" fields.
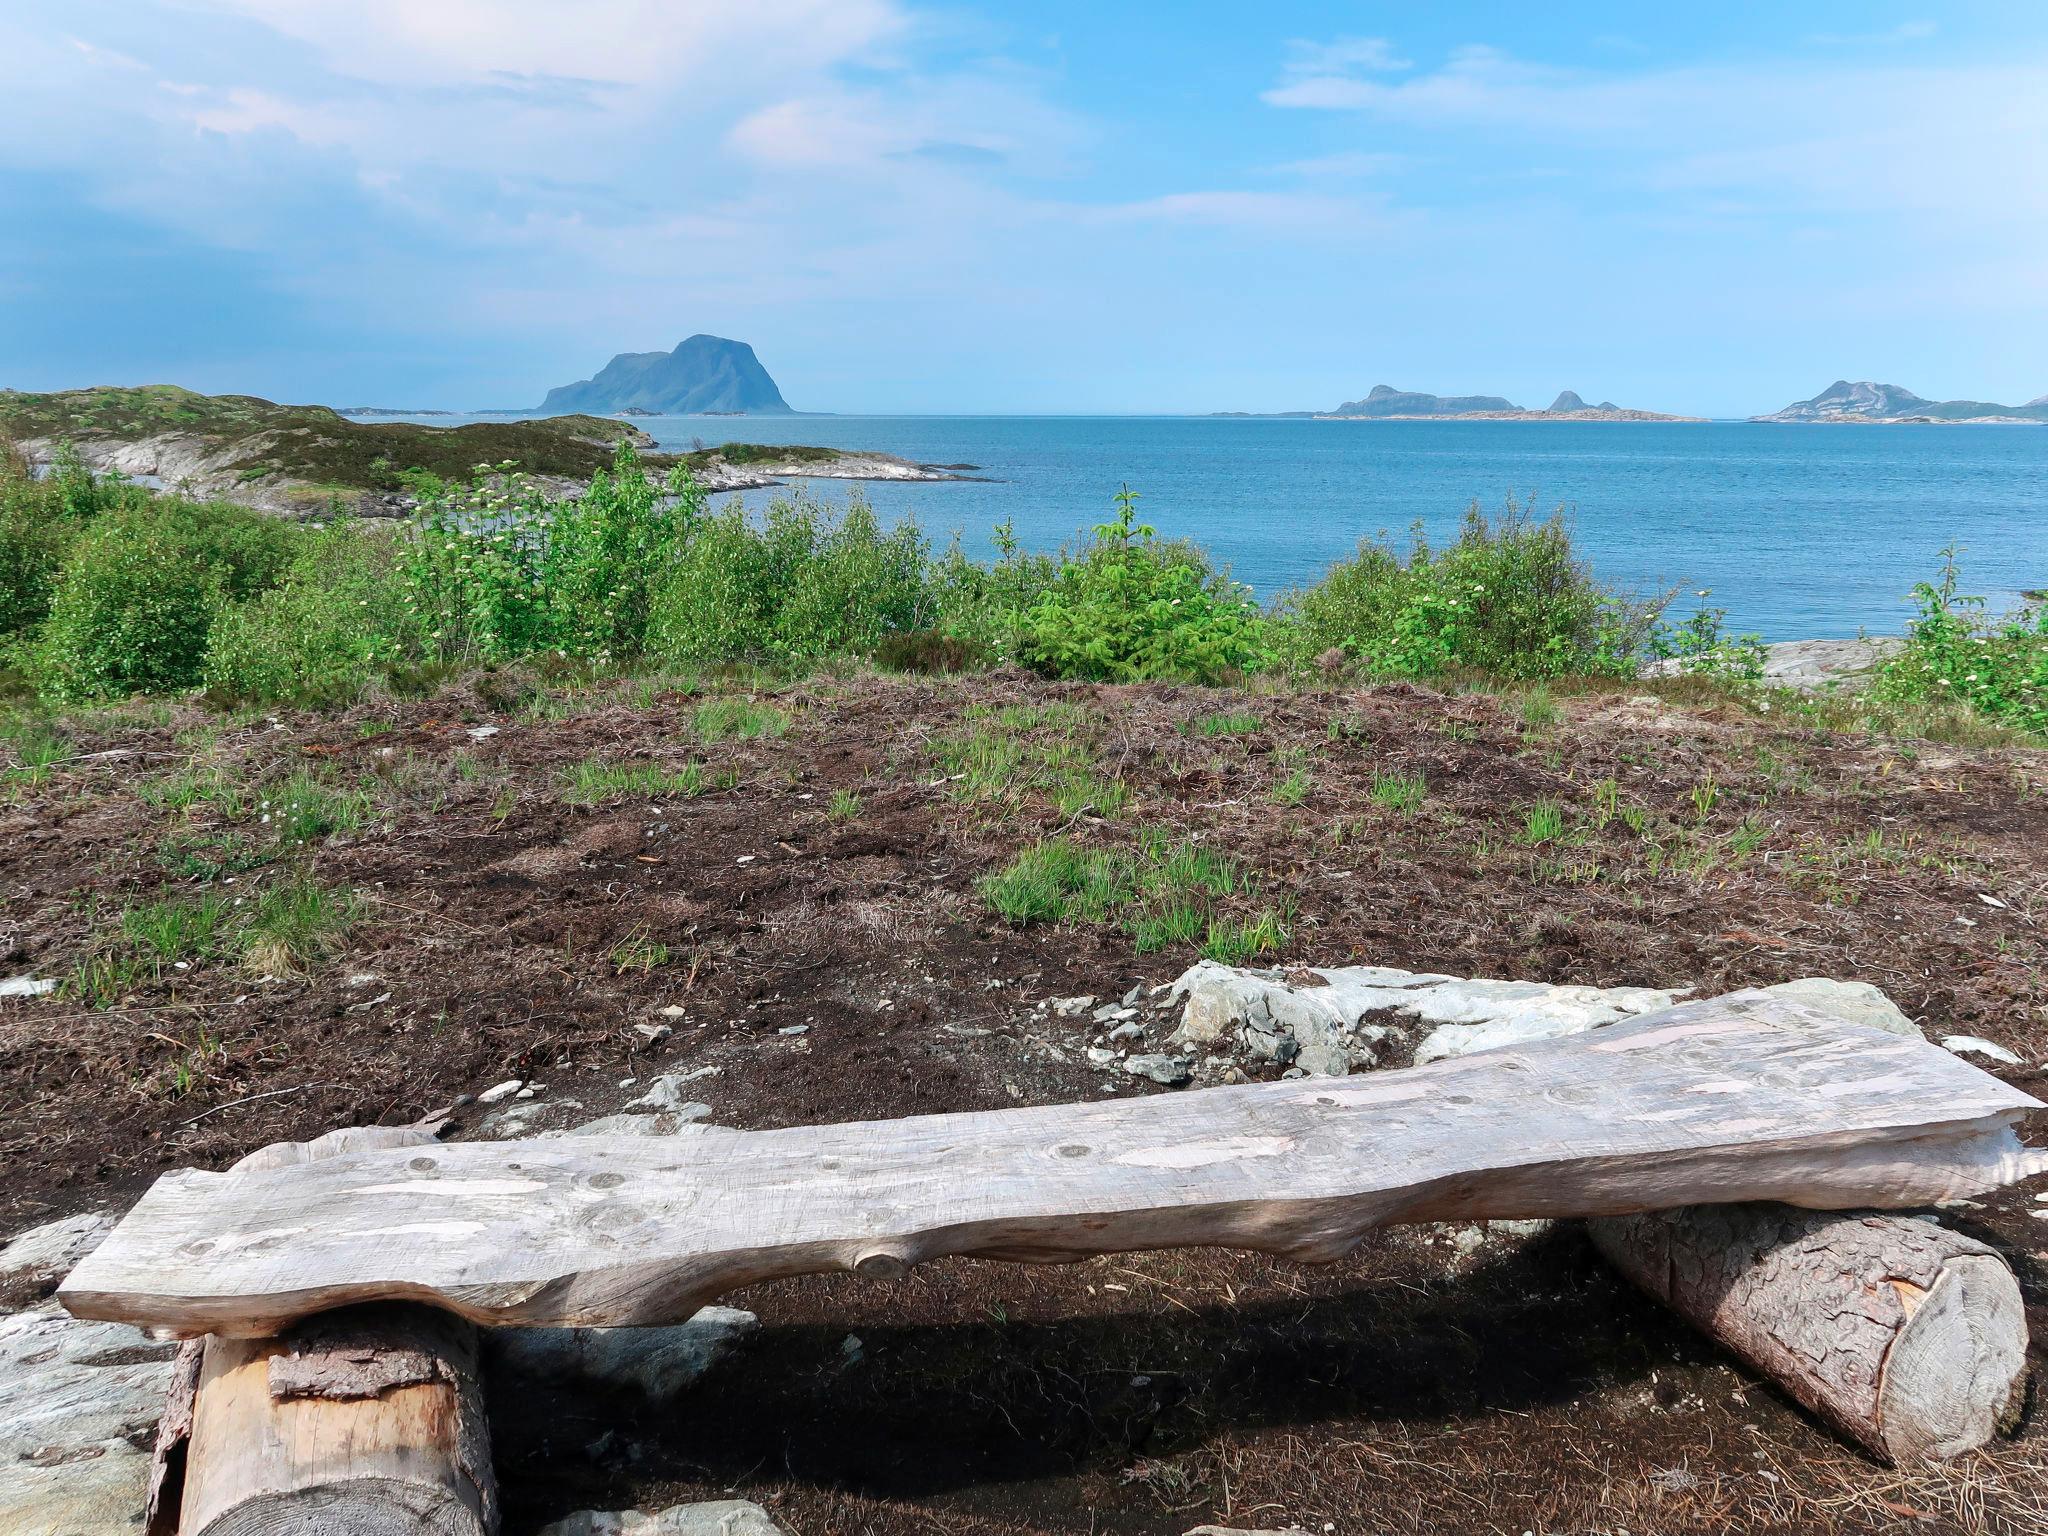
[{"xmin": 61, "ymin": 992, "xmax": 2046, "ymax": 1337}]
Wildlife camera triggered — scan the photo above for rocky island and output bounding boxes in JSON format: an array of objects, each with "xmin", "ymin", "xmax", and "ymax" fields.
[
  {"xmin": 0, "ymin": 385, "xmax": 970, "ymax": 517},
  {"xmin": 541, "ymin": 334, "xmax": 795, "ymax": 416},
  {"xmin": 1216, "ymin": 385, "xmax": 1699, "ymax": 421},
  {"xmin": 1320, "ymin": 385, "xmax": 1700, "ymax": 421},
  {"xmin": 1753, "ymin": 380, "xmax": 2048, "ymax": 424}
]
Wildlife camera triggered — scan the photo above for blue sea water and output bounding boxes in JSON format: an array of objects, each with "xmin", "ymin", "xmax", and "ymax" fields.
[{"xmin": 636, "ymin": 416, "xmax": 2048, "ymax": 641}]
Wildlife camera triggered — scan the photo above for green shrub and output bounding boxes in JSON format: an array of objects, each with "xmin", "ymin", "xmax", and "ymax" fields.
[
  {"xmin": 1014, "ymin": 489, "xmax": 1273, "ymax": 683},
  {"xmin": 397, "ymin": 447, "xmax": 700, "ymax": 666},
  {"xmin": 1652, "ymin": 605, "xmax": 1768, "ymax": 681},
  {"xmin": 1284, "ymin": 499, "xmax": 1657, "ymax": 680},
  {"xmin": 1874, "ymin": 549, "xmax": 2046, "ymax": 736},
  {"xmin": 204, "ymin": 523, "xmax": 415, "ymax": 705},
  {"xmin": 648, "ymin": 491, "xmax": 932, "ymax": 664},
  {"xmin": 31, "ymin": 499, "xmax": 295, "ymax": 701}
]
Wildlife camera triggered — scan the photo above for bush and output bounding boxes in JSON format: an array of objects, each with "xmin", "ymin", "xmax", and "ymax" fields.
[
  {"xmin": 1651, "ymin": 605, "xmax": 1767, "ymax": 682},
  {"xmin": 1875, "ymin": 549, "xmax": 2046, "ymax": 735},
  {"xmin": 1284, "ymin": 499, "xmax": 1656, "ymax": 680},
  {"xmin": 649, "ymin": 490, "xmax": 933, "ymax": 664},
  {"xmin": 0, "ymin": 445, "xmax": 158, "ymax": 648},
  {"xmin": 1013, "ymin": 489, "xmax": 1274, "ymax": 683},
  {"xmin": 204, "ymin": 523, "xmax": 416, "ymax": 704},
  {"xmin": 31, "ymin": 499, "xmax": 296, "ymax": 701}
]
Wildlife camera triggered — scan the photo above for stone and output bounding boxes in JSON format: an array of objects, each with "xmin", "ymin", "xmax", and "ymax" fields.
[
  {"xmin": 1184, "ymin": 1527, "xmax": 1313, "ymax": 1536},
  {"xmin": 490, "ymin": 1307, "xmax": 759, "ymax": 1401},
  {"xmin": 1085, "ymin": 1046, "xmax": 1116, "ymax": 1067},
  {"xmin": 627, "ymin": 1072, "xmax": 719, "ymax": 1114},
  {"xmin": 0, "ymin": 1302, "xmax": 178, "ymax": 1536},
  {"xmin": 0, "ymin": 975, "xmax": 56, "ymax": 999},
  {"xmin": 1123, "ymin": 1053, "xmax": 1193, "ymax": 1087},
  {"xmin": 1106, "ymin": 1021, "xmax": 1144, "ymax": 1043},
  {"xmin": 1756, "ymin": 978, "xmax": 1920, "ymax": 1038},
  {"xmin": 477, "ymin": 1078, "xmax": 525, "ymax": 1104},
  {"xmin": 1, "ymin": 1210, "xmax": 115, "ymax": 1300},
  {"xmin": 1048, "ymin": 995, "xmax": 1096, "ymax": 1018},
  {"xmin": 1941, "ymin": 1035, "xmax": 2023, "ymax": 1066},
  {"xmin": 536, "ymin": 1500, "xmax": 790, "ymax": 1535}
]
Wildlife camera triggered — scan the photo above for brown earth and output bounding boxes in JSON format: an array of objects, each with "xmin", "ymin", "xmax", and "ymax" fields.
[{"xmin": 4, "ymin": 670, "xmax": 2047, "ymax": 1534}]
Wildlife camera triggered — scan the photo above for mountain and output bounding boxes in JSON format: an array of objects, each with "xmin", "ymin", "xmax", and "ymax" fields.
[
  {"xmin": 540, "ymin": 335, "xmax": 792, "ymax": 415},
  {"xmin": 1754, "ymin": 380, "xmax": 2048, "ymax": 424},
  {"xmin": 1330, "ymin": 385, "xmax": 1517, "ymax": 417},
  {"xmin": 1548, "ymin": 390, "xmax": 1623, "ymax": 413}
]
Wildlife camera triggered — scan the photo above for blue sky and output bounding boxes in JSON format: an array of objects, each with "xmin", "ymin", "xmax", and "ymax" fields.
[{"xmin": 3, "ymin": 2, "xmax": 2045, "ymax": 415}]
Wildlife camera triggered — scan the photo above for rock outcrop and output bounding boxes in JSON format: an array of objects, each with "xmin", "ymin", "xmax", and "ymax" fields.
[{"xmin": 541, "ymin": 336, "xmax": 793, "ymax": 415}]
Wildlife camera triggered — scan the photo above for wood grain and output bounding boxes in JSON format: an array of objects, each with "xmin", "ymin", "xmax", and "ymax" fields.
[
  {"xmin": 1590, "ymin": 1205, "xmax": 2029, "ymax": 1464},
  {"xmin": 62, "ymin": 992, "xmax": 2045, "ymax": 1338}
]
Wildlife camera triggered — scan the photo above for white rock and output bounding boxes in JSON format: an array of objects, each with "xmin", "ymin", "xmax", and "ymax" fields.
[
  {"xmin": 0, "ymin": 975, "xmax": 57, "ymax": 999},
  {"xmin": 1169, "ymin": 960, "xmax": 1684, "ymax": 1073},
  {"xmin": 627, "ymin": 1073, "xmax": 720, "ymax": 1115},
  {"xmin": 490, "ymin": 1308, "xmax": 758, "ymax": 1402},
  {"xmin": 477, "ymin": 1078, "xmax": 525, "ymax": 1104},
  {"xmin": 1, "ymin": 1210, "xmax": 116, "ymax": 1297},
  {"xmin": 1048, "ymin": 995, "xmax": 1096, "ymax": 1018},
  {"xmin": 0, "ymin": 1303, "xmax": 178, "ymax": 1535},
  {"xmin": 537, "ymin": 1501, "xmax": 789, "ymax": 1536},
  {"xmin": 467, "ymin": 724, "xmax": 500, "ymax": 740},
  {"xmin": 1755, "ymin": 978, "xmax": 1920, "ymax": 1039},
  {"xmin": 1941, "ymin": 1034, "xmax": 2023, "ymax": 1066}
]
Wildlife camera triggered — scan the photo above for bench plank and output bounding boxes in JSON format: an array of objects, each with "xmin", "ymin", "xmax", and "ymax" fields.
[{"xmin": 60, "ymin": 993, "xmax": 2045, "ymax": 1337}]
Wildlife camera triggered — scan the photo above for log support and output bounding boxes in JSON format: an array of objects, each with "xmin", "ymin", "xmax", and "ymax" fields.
[
  {"xmin": 146, "ymin": 1127, "xmax": 498, "ymax": 1535},
  {"xmin": 1590, "ymin": 1203, "xmax": 2029, "ymax": 1465}
]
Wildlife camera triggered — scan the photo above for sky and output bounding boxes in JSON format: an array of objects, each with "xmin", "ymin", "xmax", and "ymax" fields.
[{"xmin": 3, "ymin": 2, "xmax": 2046, "ymax": 416}]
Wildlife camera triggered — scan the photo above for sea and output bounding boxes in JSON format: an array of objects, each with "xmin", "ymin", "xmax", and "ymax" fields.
[{"xmin": 502, "ymin": 415, "xmax": 2048, "ymax": 641}]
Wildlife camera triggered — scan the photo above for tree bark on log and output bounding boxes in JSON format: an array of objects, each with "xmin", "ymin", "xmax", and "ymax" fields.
[
  {"xmin": 145, "ymin": 1125, "xmax": 496, "ymax": 1535},
  {"xmin": 1589, "ymin": 1204, "xmax": 2029, "ymax": 1465}
]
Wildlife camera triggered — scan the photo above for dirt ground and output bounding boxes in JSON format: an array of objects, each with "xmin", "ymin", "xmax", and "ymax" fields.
[{"xmin": 4, "ymin": 668, "xmax": 2046, "ymax": 1535}]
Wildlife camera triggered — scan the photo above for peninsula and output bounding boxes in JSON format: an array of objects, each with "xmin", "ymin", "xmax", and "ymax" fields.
[{"xmin": 0, "ymin": 385, "xmax": 969, "ymax": 516}]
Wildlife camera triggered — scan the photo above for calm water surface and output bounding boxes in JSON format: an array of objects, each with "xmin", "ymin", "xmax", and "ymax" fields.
[{"xmin": 484, "ymin": 415, "xmax": 2046, "ymax": 640}]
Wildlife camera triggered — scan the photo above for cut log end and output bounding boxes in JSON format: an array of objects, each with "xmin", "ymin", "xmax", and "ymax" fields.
[
  {"xmin": 191, "ymin": 1481, "xmax": 483, "ymax": 1536},
  {"xmin": 1591, "ymin": 1204, "xmax": 2029, "ymax": 1466},
  {"xmin": 1875, "ymin": 1252, "xmax": 2029, "ymax": 1463}
]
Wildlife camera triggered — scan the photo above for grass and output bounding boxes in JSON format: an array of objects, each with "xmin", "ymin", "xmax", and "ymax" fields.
[
  {"xmin": 263, "ymin": 768, "xmax": 373, "ymax": 843},
  {"xmin": 238, "ymin": 876, "xmax": 360, "ymax": 976},
  {"xmin": 1370, "ymin": 771, "xmax": 1427, "ymax": 814},
  {"xmin": 2, "ymin": 724, "xmax": 66, "ymax": 791},
  {"xmin": 693, "ymin": 697, "xmax": 791, "ymax": 741},
  {"xmin": 564, "ymin": 757, "xmax": 703, "ymax": 805},
  {"xmin": 983, "ymin": 830, "xmax": 1270, "ymax": 960},
  {"xmin": 121, "ymin": 893, "xmax": 232, "ymax": 967},
  {"xmin": 1522, "ymin": 801, "xmax": 1567, "ymax": 845},
  {"xmin": 933, "ymin": 702, "xmax": 1131, "ymax": 820},
  {"xmin": 828, "ymin": 789, "xmax": 862, "ymax": 822},
  {"xmin": 609, "ymin": 927, "xmax": 671, "ymax": 974},
  {"xmin": 1189, "ymin": 711, "xmax": 1262, "ymax": 737}
]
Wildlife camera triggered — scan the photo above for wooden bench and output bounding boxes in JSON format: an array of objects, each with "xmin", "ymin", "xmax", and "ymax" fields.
[{"xmin": 62, "ymin": 991, "xmax": 2046, "ymax": 1533}]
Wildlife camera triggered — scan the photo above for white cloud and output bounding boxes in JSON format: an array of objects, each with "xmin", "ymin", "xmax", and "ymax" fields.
[
  {"xmin": 191, "ymin": 0, "xmax": 907, "ymax": 89},
  {"xmin": 1263, "ymin": 33, "xmax": 1412, "ymax": 109}
]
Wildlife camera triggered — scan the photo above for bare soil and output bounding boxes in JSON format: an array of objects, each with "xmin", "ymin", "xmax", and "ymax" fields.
[{"xmin": 4, "ymin": 670, "xmax": 2046, "ymax": 1534}]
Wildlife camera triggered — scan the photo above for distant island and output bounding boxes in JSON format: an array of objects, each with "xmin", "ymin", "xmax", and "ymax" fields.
[
  {"xmin": 1216, "ymin": 385, "xmax": 1699, "ymax": 422},
  {"xmin": 335, "ymin": 406, "xmax": 456, "ymax": 418},
  {"xmin": 0, "ymin": 385, "xmax": 969, "ymax": 516},
  {"xmin": 1752, "ymin": 380, "xmax": 2048, "ymax": 424},
  {"xmin": 540, "ymin": 334, "xmax": 794, "ymax": 416}
]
